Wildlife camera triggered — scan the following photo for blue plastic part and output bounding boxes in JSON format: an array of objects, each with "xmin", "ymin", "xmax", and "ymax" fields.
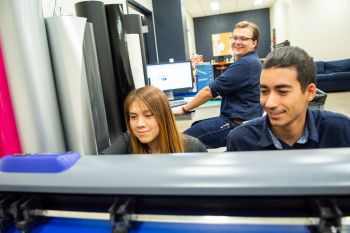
[
  {"xmin": 174, "ymin": 91, "xmax": 197, "ymax": 98},
  {"xmin": 131, "ymin": 222, "xmax": 311, "ymax": 233},
  {"xmin": 4, "ymin": 218, "xmax": 110, "ymax": 233},
  {"xmin": 0, "ymin": 152, "xmax": 80, "ymax": 173},
  {"xmin": 195, "ymin": 63, "xmax": 214, "ymax": 92},
  {"xmin": 4, "ymin": 219, "xmax": 311, "ymax": 233}
]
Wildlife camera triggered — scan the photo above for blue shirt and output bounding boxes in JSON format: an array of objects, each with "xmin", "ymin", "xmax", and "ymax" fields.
[
  {"xmin": 209, "ymin": 51, "xmax": 262, "ymax": 121},
  {"xmin": 227, "ymin": 109, "xmax": 350, "ymax": 151}
]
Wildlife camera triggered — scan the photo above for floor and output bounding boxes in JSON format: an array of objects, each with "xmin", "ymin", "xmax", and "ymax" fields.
[
  {"xmin": 324, "ymin": 91, "xmax": 350, "ymax": 116},
  {"xmin": 176, "ymin": 91, "xmax": 350, "ymax": 152}
]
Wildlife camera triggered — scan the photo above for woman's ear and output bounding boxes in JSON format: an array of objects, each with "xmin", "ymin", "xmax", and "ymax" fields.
[{"xmin": 306, "ymin": 83, "xmax": 317, "ymax": 101}]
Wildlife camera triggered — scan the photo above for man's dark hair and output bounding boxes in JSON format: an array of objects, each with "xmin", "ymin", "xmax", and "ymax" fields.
[{"xmin": 263, "ymin": 46, "xmax": 316, "ymax": 92}]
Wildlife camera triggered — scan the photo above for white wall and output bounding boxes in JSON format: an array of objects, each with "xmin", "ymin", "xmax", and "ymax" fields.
[
  {"xmin": 269, "ymin": 0, "xmax": 291, "ymax": 45},
  {"xmin": 132, "ymin": 0, "xmax": 153, "ymax": 11},
  {"xmin": 270, "ymin": 0, "xmax": 350, "ymax": 61},
  {"xmin": 186, "ymin": 11, "xmax": 196, "ymax": 57},
  {"xmin": 43, "ymin": 0, "xmax": 350, "ymax": 61},
  {"xmin": 42, "ymin": 0, "xmax": 127, "ymax": 17}
]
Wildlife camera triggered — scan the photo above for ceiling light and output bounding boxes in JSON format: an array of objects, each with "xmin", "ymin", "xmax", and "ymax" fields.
[
  {"xmin": 210, "ymin": 1, "xmax": 220, "ymax": 11},
  {"xmin": 254, "ymin": 0, "xmax": 263, "ymax": 5}
]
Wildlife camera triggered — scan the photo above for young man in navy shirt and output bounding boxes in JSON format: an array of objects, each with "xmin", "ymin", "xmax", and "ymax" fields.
[
  {"xmin": 173, "ymin": 21, "xmax": 262, "ymax": 148},
  {"xmin": 227, "ymin": 46, "xmax": 350, "ymax": 151}
]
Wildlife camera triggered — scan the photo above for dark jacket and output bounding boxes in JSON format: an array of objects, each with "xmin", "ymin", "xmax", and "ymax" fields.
[
  {"xmin": 227, "ymin": 109, "xmax": 350, "ymax": 151},
  {"xmin": 102, "ymin": 132, "xmax": 207, "ymax": 154}
]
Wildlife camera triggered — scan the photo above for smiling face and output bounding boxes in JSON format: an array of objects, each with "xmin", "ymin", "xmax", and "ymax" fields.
[
  {"xmin": 260, "ymin": 67, "xmax": 316, "ymax": 132},
  {"xmin": 231, "ymin": 27, "xmax": 257, "ymax": 59},
  {"xmin": 128, "ymin": 100, "xmax": 160, "ymax": 150}
]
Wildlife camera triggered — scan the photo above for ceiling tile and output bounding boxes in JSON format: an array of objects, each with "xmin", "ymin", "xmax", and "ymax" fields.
[{"xmin": 185, "ymin": 0, "xmax": 275, "ymax": 18}]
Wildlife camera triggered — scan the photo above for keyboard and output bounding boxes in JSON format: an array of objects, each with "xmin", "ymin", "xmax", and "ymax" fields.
[{"xmin": 170, "ymin": 100, "xmax": 188, "ymax": 108}]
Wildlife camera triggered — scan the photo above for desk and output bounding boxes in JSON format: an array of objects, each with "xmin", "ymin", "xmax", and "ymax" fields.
[
  {"xmin": 175, "ymin": 99, "xmax": 223, "ymax": 152},
  {"xmin": 175, "ymin": 99, "xmax": 221, "ymax": 132},
  {"xmin": 198, "ymin": 99, "xmax": 221, "ymax": 109}
]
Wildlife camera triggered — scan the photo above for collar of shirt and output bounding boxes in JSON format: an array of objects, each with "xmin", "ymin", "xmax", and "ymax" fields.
[
  {"xmin": 239, "ymin": 50, "xmax": 258, "ymax": 59},
  {"xmin": 257, "ymin": 109, "xmax": 319, "ymax": 149},
  {"xmin": 267, "ymin": 125, "xmax": 309, "ymax": 149}
]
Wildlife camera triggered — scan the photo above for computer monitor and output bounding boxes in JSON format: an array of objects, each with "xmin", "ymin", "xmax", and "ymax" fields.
[{"xmin": 146, "ymin": 61, "xmax": 193, "ymax": 100}]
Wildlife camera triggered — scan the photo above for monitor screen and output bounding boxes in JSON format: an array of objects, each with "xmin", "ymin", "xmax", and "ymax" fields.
[{"xmin": 146, "ymin": 61, "xmax": 193, "ymax": 92}]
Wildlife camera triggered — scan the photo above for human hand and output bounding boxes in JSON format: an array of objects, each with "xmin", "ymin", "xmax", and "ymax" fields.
[{"xmin": 172, "ymin": 106, "xmax": 185, "ymax": 116}]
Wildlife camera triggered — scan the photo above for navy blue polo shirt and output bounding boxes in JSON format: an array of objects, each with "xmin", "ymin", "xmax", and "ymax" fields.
[
  {"xmin": 227, "ymin": 109, "xmax": 350, "ymax": 151},
  {"xmin": 209, "ymin": 51, "xmax": 262, "ymax": 121}
]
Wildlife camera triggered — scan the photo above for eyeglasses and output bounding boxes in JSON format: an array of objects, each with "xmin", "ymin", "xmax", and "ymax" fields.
[{"xmin": 230, "ymin": 36, "xmax": 253, "ymax": 42}]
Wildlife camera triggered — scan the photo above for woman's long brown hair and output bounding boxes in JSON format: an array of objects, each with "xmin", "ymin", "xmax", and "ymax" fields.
[{"xmin": 124, "ymin": 86, "xmax": 184, "ymax": 154}]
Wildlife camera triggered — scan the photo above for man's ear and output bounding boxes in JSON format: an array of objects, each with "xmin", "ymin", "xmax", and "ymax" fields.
[
  {"xmin": 306, "ymin": 83, "xmax": 317, "ymax": 101},
  {"xmin": 252, "ymin": 40, "xmax": 258, "ymax": 49}
]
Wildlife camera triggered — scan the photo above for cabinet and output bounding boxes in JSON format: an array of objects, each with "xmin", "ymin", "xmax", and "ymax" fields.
[{"xmin": 212, "ymin": 61, "xmax": 232, "ymax": 78}]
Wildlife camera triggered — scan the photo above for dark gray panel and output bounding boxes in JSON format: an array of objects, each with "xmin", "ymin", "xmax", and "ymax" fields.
[
  {"xmin": 152, "ymin": 0, "xmax": 189, "ymax": 62},
  {"xmin": 105, "ymin": 4, "xmax": 136, "ymax": 132},
  {"xmin": 194, "ymin": 9, "xmax": 271, "ymax": 61},
  {"xmin": 83, "ymin": 23, "xmax": 111, "ymax": 152}
]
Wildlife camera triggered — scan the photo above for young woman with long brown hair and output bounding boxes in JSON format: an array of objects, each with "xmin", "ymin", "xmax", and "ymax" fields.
[{"xmin": 103, "ymin": 86, "xmax": 207, "ymax": 154}]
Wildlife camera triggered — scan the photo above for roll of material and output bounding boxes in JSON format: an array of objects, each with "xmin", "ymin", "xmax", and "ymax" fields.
[
  {"xmin": 75, "ymin": 1, "xmax": 124, "ymax": 140},
  {"xmin": 105, "ymin": 4, "xmax": 135, "ymax": 129},
  {"xmin": 83, "ymin": 23, "xmax": 111, "ymax": 153},
  {"xmin": 45, "ymin": 16, "xmax": 111, "ymax": 155},
  {"xmin": 125, "ymin": 14, "xmax": 148, "ymax": 86},
  {"xmin": 126, "ymin": 34, "xmax": 146, "ymax": 89},
  {"xmin": 0, "ymin": 0, "xmax": 65, "ymax": 153},
  {"xmin": 0, "ymin": 43, "xmax": 22, "ymax": 157}
]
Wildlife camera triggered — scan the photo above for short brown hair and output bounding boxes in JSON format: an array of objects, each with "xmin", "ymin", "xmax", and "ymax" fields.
[
  {"xmin": 234, "ymin": 21, "xmax": 260, "ymax": 49},
  {"xmin": 124, "ymin": 86, "xmax": 184, "ymax": 154}
]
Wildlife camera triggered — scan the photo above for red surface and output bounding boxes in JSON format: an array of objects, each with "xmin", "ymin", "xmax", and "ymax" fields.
[{"xmin": 0, "ymin": 41, "xmax": 22, "ymax": 157}]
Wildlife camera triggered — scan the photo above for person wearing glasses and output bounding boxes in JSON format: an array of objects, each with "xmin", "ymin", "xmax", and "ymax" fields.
[
  {"xmin": 227, "ymin": 46, "xmax": 350, "ymax": 151},
  {"xmin": 173, "ymin": 21, "xmax": 262, "ymax": 149},
  {"xmin": 102, "ymin": 86, "xmax": 207, "ymax": 154}
]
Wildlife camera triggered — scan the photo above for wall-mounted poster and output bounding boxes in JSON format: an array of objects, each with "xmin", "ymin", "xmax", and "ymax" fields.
[{"xmin": 212, "ymin": 32, "xmax": 231, "ymax": 56}]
